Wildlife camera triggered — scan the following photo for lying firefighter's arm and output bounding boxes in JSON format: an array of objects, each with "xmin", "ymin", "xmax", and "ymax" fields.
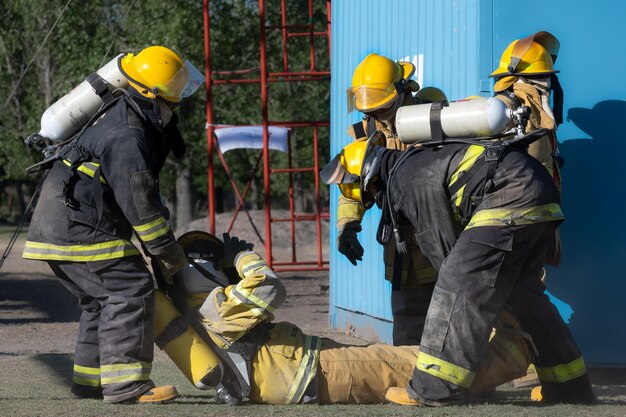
[
  {"xmin": 97, "ymin": 131, "xmax": 177, "ymax": 255},
  {"xmin": 199, "ymin": 251, "xmax": 286, "ymax": 345}
]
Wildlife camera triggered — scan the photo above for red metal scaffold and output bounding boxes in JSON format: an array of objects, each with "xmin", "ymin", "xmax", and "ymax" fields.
[{"xmin": 203, "ymin": 0, "xmax": 331, "ymax": 271}]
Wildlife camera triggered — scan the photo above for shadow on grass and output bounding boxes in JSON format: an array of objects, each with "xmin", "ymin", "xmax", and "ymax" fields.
[
  {"xmin": 0, "ymin": 274, "xmax": 80, "ymax": 324},
  {"xmin": 32, "ymin": 353, "xmax": 74, "ymax": 392}
]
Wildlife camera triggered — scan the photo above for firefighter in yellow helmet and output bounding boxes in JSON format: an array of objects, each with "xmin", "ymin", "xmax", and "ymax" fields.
[
  {"xmin": 163, "ymin": 232, "xmax": 534, "ymax": 404},
  {"xmin": 491, "ymin": 32, "xmax": 565, "ymax": 389},
  {"xmin": 340, "ymin": 53, "xmax": 448, "ymax": 346},
  {"xmin": 322, "ymin": 133, "xmax": 594, "ymax": 406},
  {"xmin": 491, "ymin": 31, "xmax": 563, "ymax": 194},
  {"xmin": 23, "ymin": 45, "xmax": 204, "ymax": 403}
]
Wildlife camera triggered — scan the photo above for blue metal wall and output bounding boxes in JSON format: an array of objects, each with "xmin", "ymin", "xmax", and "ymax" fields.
[
  {"xmin": 491, "ymin": 0, "xmax": 626, "ymax": 366},
  {"xmin": 329, "ymin": 0, "xmax": 488, "ymax": 342},
  {"xmin": 330, "ymin": 0, "xmax": 626, "ymax": 365}
]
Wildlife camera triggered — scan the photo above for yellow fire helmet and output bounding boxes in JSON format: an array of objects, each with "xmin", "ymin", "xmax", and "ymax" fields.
[
  {"xmin": 347, "ymin": 53, "xmax": 415, "ymax": 113},
  {"xmin": 490, "ymin": 32, "xmax": 560, "ymax": 78},
  {"xmin": 177, "ymin": 230, "xmax": 239, "ymax": 285},
  {"xmin": 118, "ymin": 45, "xmax": 205, "ymax": 103},
  {"xmin": 321, "ymin": 132, "xmax": 386, "ymax": 208},
  {"xmin": 415, "ymin": 86, "xmax": 448, "ymax": 104}
]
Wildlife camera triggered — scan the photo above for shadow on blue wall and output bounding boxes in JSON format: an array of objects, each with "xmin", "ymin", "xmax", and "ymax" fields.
[{"xmin": 548, "ymin": 100, "xmax": 626, "ymax": 361}]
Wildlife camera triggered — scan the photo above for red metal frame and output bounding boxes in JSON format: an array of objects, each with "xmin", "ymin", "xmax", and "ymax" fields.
[{"xmin": 203, "ymin": 0, "xmax": 331, "ymax": 272}]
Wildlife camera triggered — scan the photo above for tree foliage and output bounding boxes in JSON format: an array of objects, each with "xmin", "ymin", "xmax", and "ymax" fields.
[{"xmin": 0, "ymin": 0, "xmax": 330, "ymax": 225}]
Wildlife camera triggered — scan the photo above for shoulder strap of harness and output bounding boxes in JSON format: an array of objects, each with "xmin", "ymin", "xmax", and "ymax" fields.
[
  {"xmin": 85, "ymin": 73, "xmax": 116, "ymax": 105},
  {"xmin": 352, "ymin": 121, "xmax": 366, "ymax": 140},
  {"xmin": 429, "ymin": 101, "xmax": 447, "ymax": 142}
]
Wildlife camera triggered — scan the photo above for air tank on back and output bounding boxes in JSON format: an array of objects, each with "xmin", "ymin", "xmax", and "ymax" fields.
[
  {"xmin": 38, "ymin": 54, "xmax": 129, "ymax": 143},
  {"xmin": 395, "ymin": 97, "xmax": 514, "ymax": 144}
]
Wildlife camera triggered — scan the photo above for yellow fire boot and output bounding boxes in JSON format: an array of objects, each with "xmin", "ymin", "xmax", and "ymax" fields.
[
  {"xmin": 136, "ymin": 385, "xmax": 180, "ymax": 404},
  {"xmin": 385, "ymin": 387, "xmax": 423, "ymax": 406},
  {"xmin": 530, "ymin": 386, "xmax": 543, "ymax": 402}
]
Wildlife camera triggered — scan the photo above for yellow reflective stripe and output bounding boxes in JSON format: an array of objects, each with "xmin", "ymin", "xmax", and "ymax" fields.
[
  {"xmin": 133, "ymin": 216, "xmax": 166, "ymax": 232},
  {"xmin": 286, "ymin": 335, "xmax": 321, "ymax": 404},
  {"xmin": 74, "ymin": 364, "xmax": 100, "ymax": 375},
  {"xmin": 536, "ymin": 356, "xmax": 587, "ymax": 383},
  {"xmin": 448, "ymin": 145, "xmax": 485, "ymax": 188},
  {"xmin": 240, "ymin": 260, "xmax": 268, "ymax": 278},
  {"xmin": 101, "ymin": 362, "xmax": 151, "ymax": 372},
  {"xmin": 132, "ymin": 217, "xmax": 170, "ymax": 243},
  {"xmin": 63, "ymin": 160, "xmax": 107, "ymax": 184},
  {"xmin": 73, "ymin": 376, "xmax": 101, "ymax": 387},
  {"xmin": 23, "ymin": 240, "xmax": 140, "ymax": 261},
  {"xmin": 100, "ymin": 362, "xmax": 151, "ymax": 385},
  {"xmin": 465, "ymin": 203, "xmax": 564, "ymax": 229},
  {"xmin": 337, "ymin": 202, "xmax": 365, "ymax": 222},
  {"xmin": 448, "ymin": 146, "xmax": 484, "ymax": 216},
  {"xmin": 101, "ymin": 372, "xmax": 151, "ymax": 385},
  {"xmin": 415, "ymin": 351, "xmax": 475, "ymax": 388},
  {"xmin": 73, "ymin": 364, "xmax": 101, "ymax": 386},
  {"xmin": 232, "ymin": 285, "xmax": 275, "ymax": 315}
]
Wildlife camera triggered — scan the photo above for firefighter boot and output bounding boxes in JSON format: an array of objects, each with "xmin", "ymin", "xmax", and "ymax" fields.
[
  {"xmin": 70, "ymin": 383, "xmax": 103, "ymax": 399},
  {"xmin": 385, "ymin": 387, "xmax": 423, "ymax": 406},
  {"xmin": 136, "ymin": 385, "xmax": 180, "ymax": 404}
]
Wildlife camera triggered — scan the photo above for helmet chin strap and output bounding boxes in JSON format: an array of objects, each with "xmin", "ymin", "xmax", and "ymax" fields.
[{"xmin": 156, "ymin": 98, "xmax": 174, "ymax": 125}]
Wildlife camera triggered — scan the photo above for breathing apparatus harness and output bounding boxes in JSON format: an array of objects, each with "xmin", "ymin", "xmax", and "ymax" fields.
[{"xmin": 381, "ymin": 99, "xmax": 550, "ymax": 256}]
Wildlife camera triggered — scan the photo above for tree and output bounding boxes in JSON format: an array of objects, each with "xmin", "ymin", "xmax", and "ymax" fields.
[{"xmin": 0, "ymin": 0, "xmax": 330, "ymax": 227}]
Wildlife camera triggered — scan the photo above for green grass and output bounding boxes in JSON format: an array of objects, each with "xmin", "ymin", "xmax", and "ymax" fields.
[{"xmin": 0, "ymin": 354, "xmax": 621, "ymax": 417}]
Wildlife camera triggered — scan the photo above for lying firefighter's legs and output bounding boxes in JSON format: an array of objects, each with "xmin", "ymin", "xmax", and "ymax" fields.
[
  {"xmin": 407, "ymin": 224, "xmax": 563, "ymax": 405},
  {"xmin": 49, "ymin": 257, "xmax": 157, "ymax": 403},
  {"xmin": 507, "ymin": 271, "xmax": 594, "ymax": 403},
  {"xmin": 469, "ymin": 310, "xmax": 532, "ymax": 395},
  {"xmin": 317, "ymin": 313, "xmax": 531, "ymax": 405},
  {"xmin": 317, "ymin": 340, "xmax": 419, "ymax": 404}
]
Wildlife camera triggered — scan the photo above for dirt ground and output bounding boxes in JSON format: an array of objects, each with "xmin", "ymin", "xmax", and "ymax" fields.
[{"xmin": 1, "ymin": 226, "xmax": 625, "ymax": 417}]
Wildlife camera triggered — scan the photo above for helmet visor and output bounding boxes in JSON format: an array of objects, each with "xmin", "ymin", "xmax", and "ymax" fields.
[
  {"xmin": 158, "ymin": 60, "xmax": 205, "ymax": 101},
  {"xmin": 346, "ymin": 83, "xmax": 398, "ymax": 113}
]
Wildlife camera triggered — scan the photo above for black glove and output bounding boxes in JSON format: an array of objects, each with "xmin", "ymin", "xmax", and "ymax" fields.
[
  {"xmin": 215, "ymin": 233, "xmax": 254, "ymax": 270},
  {"xmin": 154, "ymin": 242, "xmax": 187, "ymax": 284},
  {"xmin": 337, "ymin": 224, "xmax": 364, "ymax": 266}
]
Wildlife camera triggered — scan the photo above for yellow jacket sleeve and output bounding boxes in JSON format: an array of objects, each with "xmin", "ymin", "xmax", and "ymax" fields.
[{"xmin": 198, "ymin": 251, "xmax": 286, "ymax": 347}]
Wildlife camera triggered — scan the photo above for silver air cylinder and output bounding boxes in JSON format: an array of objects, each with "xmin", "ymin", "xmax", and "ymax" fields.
[
  {"xmin": 396, "ymin": 97, "xmax": 514, "ymax": 144},
  {"xmin": 38, "ymin": 54, "xmax": 128, "ymax": 142}
]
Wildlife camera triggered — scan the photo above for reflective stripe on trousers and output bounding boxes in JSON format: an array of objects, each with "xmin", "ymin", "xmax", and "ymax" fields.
[
  {"xmin": 536, "ymin": 356, "xmax": 587, "ymax": 383},
  {"xmin": 73, "ymin": 364, "xmax": 101, "ymax": 387},
  {"xmin": 23, "ymin": 239, "xmax": 140, "ymax": 261}
]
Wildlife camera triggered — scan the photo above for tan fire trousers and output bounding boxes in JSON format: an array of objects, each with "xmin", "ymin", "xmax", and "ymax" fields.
[{"xmin": 317, "ymin": 315, "xmax": 531, "ymax": 404}]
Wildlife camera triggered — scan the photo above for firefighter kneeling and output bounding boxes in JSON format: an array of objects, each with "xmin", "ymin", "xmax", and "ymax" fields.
[{"xmin": 156, "ymin": 231, "xmax": 534, "ymax": 404}]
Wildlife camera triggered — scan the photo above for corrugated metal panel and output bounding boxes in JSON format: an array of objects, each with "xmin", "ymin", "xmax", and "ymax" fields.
[
  {"xmin": 493, "ymin": 0, "xmax": 626, "ymax": 366},
  {"xmin": 329, "ymin": 0, "xmax": 486, "ymax": 341}
]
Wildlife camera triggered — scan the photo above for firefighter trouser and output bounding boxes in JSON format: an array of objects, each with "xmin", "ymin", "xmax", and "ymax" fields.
[
  {"xmin": 48, "ymin": 256, "xmax": 156, "ymax": 403},
  {"xmin": 383, "ymin": 223, "xmax": 437, "ymax": 346},
  {"xmin": 391, "ymin": 283, "xmax": 435, "ymax": 346},
  {"xmin": 408, "ymin": 223, "xmax": 593, "ymax": 405}
]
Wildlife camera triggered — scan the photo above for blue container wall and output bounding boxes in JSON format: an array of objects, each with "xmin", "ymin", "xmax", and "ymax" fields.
[
  {"xmin": 330, "ymin": 0, "xmax": 626, "ymax": 365},
  {"xmin": 329, "ymin": 0, "xmax": 488, "ymax": 341},
  {"xmin": 491, "ymin": 0, "xmax": 626, "ymax": 366}
]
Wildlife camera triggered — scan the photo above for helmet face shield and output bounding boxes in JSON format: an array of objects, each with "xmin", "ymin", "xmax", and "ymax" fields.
[
  {"xmin": 159, "ymin": 60, "xmax": 205, "ymax": 102},
  {"xmin": 346, "ymin": 83, "xmax": 398, "ymax": 113}
]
